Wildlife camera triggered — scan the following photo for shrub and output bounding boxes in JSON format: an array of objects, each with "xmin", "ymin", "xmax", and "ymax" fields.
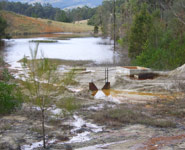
[
  {"xmin": 94, "ymin": 25, "xmax": 99, "ymax": 34},
  {"xmin": 0, "ymin": 82, "xmax": 22, "ymax": 114},
  {"xmin": 56, "ymin": 97, "xmax": 80, "ymax": 115},
  {"xmin": 62, "ymin": 69, "xmax": 77, "ymax": 86}
]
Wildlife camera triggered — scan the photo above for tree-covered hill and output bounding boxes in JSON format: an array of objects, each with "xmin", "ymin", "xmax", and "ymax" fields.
[
  {"xmin": 89, "ymin": 0, "xmax": 185, "ymax": 70},
  {"xmin": 0, "ymin": 1, "xmax": 97, "ymax": 22}
]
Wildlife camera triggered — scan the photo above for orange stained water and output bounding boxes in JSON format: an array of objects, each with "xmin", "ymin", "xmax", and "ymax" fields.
[
  {"xmin": 92, "ymin": 90, "xmax": 98, "ymax": 96},
  {"xmin": 92, "ymin": 89, "xmax": 181, "ymax": 100}
]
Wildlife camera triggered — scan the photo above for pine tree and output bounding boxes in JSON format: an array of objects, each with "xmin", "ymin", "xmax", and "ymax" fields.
[
  {"xmin": 128, "ymin": 3, "xmax": 152, "ymax": 58},
  {"xmin": 0, "ymin": 14, "xmax": 7, "ymax": 40}
]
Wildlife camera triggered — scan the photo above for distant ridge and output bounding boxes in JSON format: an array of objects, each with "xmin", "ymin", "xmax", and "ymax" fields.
[
  {"xmin": 7, "ymin": 0, "xmax": 103, "ymax": 9},
  {"xmin": 0, "ymin": 11, "xmax": 93, "ymax": 35}
]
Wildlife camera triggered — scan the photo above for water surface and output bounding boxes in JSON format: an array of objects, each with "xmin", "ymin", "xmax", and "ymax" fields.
[{"xmin": 3, "ymin": 36, "xmax": 120, "ymax": 69}]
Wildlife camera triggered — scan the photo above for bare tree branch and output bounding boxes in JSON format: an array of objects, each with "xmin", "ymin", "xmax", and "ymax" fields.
[
  {"xmin": 167, "ymin": 0, "xmax": 185, "ymax": 25},
  {"xmin": 180, "ymin": 1, "xmax": 185, "ymax": 9},
  {"xmin": 160, "ymin": 2, "xmax": 166, "ymax": 10},
  {"xmin": 172, "ymin": 10, "xmax": 185, "ymax": 25}
]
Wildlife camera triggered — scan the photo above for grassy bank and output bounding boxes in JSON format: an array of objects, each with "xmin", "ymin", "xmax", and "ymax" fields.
[
  {"xmin": 19, "ymin": 58, "xmax": 93, "ymax": 67},
  {"xmin": 0, "ymin": 11, "xmax": 93, "ymax": 35}
]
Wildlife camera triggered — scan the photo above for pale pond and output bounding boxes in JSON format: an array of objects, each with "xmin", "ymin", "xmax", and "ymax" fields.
[{"xmin": 2, "ymin": 36, "xmax": 120, "ymax": 69}]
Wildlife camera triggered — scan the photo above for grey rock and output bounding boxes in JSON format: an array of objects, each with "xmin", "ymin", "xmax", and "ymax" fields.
[
  {"xmin": 64, "ymin": 144, "xmax": 73, "ymax": 150},
  {"xmin": 0, "ymin": 136, "xmax": 20, "ymax": 150}
]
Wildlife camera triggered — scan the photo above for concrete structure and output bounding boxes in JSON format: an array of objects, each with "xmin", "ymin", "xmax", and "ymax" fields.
[{"xmin": 116, "ymin": 66, "xmax": 152, "ymax": 76}]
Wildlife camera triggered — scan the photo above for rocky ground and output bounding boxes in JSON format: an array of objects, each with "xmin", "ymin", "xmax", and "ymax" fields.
[{"xmin": 0, "ymin": 64, "xmax": 185, "ymax": 150}]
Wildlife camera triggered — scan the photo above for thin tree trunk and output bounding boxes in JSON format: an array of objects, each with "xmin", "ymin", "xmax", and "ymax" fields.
[{"xmin": 42, "ymin": 107, "xmax": 46, "ymax": 148}]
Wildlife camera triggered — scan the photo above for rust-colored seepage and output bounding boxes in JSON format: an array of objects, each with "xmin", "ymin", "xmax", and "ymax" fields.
[
  {"xmin": 122, "ymin": 66, "xmax": 138, "ymax": 69},
  {"xmin": 137, "ymin": 134, "xmax": 185, "ymax": 150},
  {"xmin": 91, "ymin": 89, "xmax": 110, "ymax": 97},
  {"xmin": 91, "ymin": 90, "xmax": 98, "ymax": 96},
  {"xmin": 91, "ymin": 88, "xmax": 182, "ymax": 102},
  {"xmin": 91, "ymin": 88, "xmax": 180, "ymax": 101},
  {"xmin": 102, "ymin": 89, "xmax": 110, "ymax": 96},
  {"xmin": 110, "ymin": 89, "xmax": 178, "ymax": 100}
]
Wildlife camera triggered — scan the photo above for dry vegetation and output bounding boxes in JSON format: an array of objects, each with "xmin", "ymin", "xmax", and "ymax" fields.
[
  {"xmin": 90, "ymin": 103, "xmax": 177, "ymax": 128},
  {"xmin": 0, "ymin": 11, "xmax": 93, "ymax": 35},
  {"xmin": 18, "ymin": 58, "xmax": 93, "ymax": 67}
]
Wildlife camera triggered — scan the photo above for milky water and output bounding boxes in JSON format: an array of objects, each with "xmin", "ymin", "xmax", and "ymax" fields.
[
  {"xmin": 21, "ymin": 114, "xmax": 103, "ymax": 150},
  {"xmin": 3, "ymin": 37, "xmax": 119, "ymax": 69}
]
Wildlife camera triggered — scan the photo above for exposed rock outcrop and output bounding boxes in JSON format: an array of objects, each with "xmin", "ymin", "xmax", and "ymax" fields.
[{"xmin": 170, "ymin": 64, "xmax": 185, "ymax": 78}]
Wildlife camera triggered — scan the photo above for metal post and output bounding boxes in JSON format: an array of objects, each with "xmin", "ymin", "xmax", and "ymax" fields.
[
  {"xmin": 105, "ymin": 68, "xmax": 106, "ymax": 83},
  {"xmin": 107, "ymin": 68, "xmax": 109, "ymax": 82},
  {"xmin": 113, "ymin": 0, "xmax": 116, "ymax": 52},
  {"xmin": 102, "ymin": 68, "xmax": 110, "ymax": 90}
]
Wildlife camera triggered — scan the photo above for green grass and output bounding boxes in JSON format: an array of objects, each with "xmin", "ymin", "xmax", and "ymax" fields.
[
  {"xmin": 19, "ymin": 58, "xmax": 93, "ymax": 67},
  {"xmin": 53, "ymin": 33, "xmax": 92, "ymax": 40},
  {"xmin": 56, "ymin": 97, "xmax": 81, "ymax": 114},
  {"xmin": 29, "ymin": 40, "xmax": 58, "ymax": 43},
  {"xmin": 62, "ymin": 69, "xmax": 78, "ymax": 86},
  {"xmin": 30, "ymin": 126, "xmax": 43, "ymax": 134}
]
